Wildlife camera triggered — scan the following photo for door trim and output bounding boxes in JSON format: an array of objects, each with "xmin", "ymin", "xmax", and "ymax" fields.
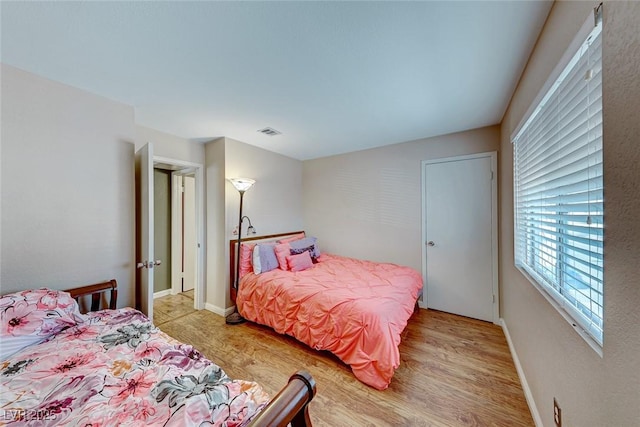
[
  {"xmin": 153, "ymin": 156, "xmax": 205, "ymax": 311},
  {"xmin": 171, "ymin": 173, "xmax": 196, "ymax": 296},
  {"xmin": 171, "ymin": 174, "xmax": 183, "ymax": 297},
  {"xmin": 419, "ymin": 151, "xmax": 499, "ymax": 324}
]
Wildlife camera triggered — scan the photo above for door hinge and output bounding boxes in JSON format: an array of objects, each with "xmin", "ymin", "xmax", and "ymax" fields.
[
  {"xmin": 490, "ymin": 170, "xmax": 494, "ymax": 180},
  {"xmin": 493, "ymin": 294, "xmax": 496, "ymax": 303}
]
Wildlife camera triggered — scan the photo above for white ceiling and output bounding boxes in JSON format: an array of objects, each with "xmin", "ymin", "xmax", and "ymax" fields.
[{"xmin": 1, "ymin": 1, "xmax": 552, "ymax": 160}]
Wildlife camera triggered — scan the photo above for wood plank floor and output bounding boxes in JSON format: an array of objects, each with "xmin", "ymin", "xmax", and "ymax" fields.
[
  {"xmin": 154, "ymin": 294, "xmax": 533, "ymax": 427},
  {"xmin": 153, "ymin": 289, "xmax": 194, "ymax": 326}
]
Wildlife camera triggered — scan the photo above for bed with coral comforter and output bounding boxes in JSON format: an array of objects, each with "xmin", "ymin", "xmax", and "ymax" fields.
[{"xmin": 237, "ymin": 253, "xmax": 423, "ymax": 390}]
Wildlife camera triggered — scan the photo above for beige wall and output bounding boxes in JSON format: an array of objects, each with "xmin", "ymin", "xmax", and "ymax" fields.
[
  {"xmin": 135, "ymin": 125, "xmax": 204, "ymax": 165},
  {"xmin": 204, "ymin": 138, "xmax": 227, "ymax": 312},
  {"xmin": 499, "ymin": 1, "xmax": 640, "ymax": 425},
  {"xmin": 601, "ymin": 2, "xmax": 640, "ymax": 423},
  {"xmin": 204, "ymin": 137, "xmax": 303, "ymax": 313},
  {"xmin": 0, "ymin": 66, "xmax": 304, "ymax": 317},
  {"xmin": 302, "ymin": 126, "xmax": 499, "ymax": 273},
  {"xmin": 1, "ymin": 64, "xmax": 136, "ymax": 307},
  {"xmin": 225, "ymin": 138, "xmax": 304, "ymax": 238}
]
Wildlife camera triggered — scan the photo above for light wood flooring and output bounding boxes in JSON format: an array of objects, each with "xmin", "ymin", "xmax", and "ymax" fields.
[
  {"xmin": 154, "ymin": 293, "xmax": 533, "ymax": 427},
  {"xmin": 153, "ymin": 289, "xmax": 194, "ymax": 326}
]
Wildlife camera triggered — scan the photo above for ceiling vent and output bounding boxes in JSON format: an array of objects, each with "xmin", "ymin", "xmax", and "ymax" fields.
[{"xmin": 257, "ymin": 127, "xmax": 282, "ymax": 136}]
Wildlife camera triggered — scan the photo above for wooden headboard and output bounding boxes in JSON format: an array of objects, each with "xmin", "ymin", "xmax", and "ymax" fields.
[
  {"xmin": 65, "ymin": 279, "xmax": 117, "ymax": 313},
  {"xmin": 229, "ymin": 231, "xmax": 305, "ymax": 301}
]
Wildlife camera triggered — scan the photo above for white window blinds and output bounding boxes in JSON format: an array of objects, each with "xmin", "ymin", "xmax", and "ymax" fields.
[{"xmin": 513, "ymin": 11, "xmax": 603, "ymax": 345}]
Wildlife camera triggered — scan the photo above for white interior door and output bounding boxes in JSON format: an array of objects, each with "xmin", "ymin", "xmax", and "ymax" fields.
[
  {"xmin": 135, "ymin": 143, "xmax": 154, "ymax": 320},
  {"xmin": 163, "ymin": 159, "xmax": 204, "ymax": 311},
  {"xmin": 183, "ymin": 175, "xmax": 196, "ymax": 292},
  {"xmin": 423, "ymin": 153, "xmax": 497, "ymax": 322}
]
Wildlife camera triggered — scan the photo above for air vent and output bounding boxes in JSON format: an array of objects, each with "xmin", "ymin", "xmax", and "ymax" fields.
[{"xmin": 257, "ymin": 127, "xmax": 282, "ymax": 136}]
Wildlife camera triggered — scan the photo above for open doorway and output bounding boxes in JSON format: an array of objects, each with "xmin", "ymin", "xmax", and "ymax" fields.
[
  {"xmin": 153, "ymin": 167, "xmax": 198, "ymax": 324},
  {"xmin": 152, "ymin": 168, "xmax": 173, "ymax": 300},
  {"xmin": 152, "ymin": 165, "xmax": 200, "ymax": 325},
  {"xmin": 151, "ymin": 158, "xmax": 204, "ymax": 325},
  {"xmin": 135, "ymin": 143, "xmax": 204, "ymax": 322},
  {"xmin": 151, "ymin": 168, "xmax": 197, "ymax": 298},
  {"xmin": 153, "ymin": 162, "xmax": 199, "ymax": 325}
]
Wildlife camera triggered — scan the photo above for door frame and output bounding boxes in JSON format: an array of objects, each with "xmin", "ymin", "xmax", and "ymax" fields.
[
  {"xmin": 419, "ymin": 151, "xmax": 499, "ymax": 323},
  {"xmin": 154, "ymin": 156, "xmax": 205, "ymax": 311}
]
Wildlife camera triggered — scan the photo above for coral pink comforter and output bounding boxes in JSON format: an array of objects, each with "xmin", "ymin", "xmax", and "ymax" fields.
[{"xmin": 238, "ymin": 253, "xmax": 423, "ymax": 390}]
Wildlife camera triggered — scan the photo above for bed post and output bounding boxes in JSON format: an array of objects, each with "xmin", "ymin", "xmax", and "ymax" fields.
[{"xmin": 247, "ymin": 370, "xmax": 316, "ymax": 427}]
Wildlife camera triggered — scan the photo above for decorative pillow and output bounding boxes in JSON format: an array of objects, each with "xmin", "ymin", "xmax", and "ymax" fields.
[
  {"xmin": 289, "ymin": 236, "xmax": 321, "ymax": 259},
  {"xmin": 274, "ymin": 243, "xmax": 291, "ymax": 270},
  {"xmin": 238, "ymin": 243, "xmax": 256, "ymax": 279},
  {"xmin": 286, "ymin": 251, "xmax": 314, "ymax": 272},
  {"xmin": 253, "ymin": 243, "xmax": 278, "ymax": 274},
  {"xmin": 277, "ymin": 233, "xmax": 305, "ymax": 244},
  {"xmin": 0, "ymin": 288, "xmax": 84, "ymax": 359},
  {"xmin": 290, "ymin": 245, "xmax": 318, "ymax": 263}
]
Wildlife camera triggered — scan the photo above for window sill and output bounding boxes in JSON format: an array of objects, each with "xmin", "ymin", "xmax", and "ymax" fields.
[{"xmin": 516, "ymin": 266, "xmax": 603, "ymax": 358}]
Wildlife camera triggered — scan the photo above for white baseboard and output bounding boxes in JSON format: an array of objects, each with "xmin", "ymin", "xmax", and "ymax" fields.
[
  {"xmin": 204, "ymin": 303, "xmax": 235, "ymax": 317},
  {"xmin": 500, "ymin": 318, "xmax": 543, "ymax": 427},
  {"xmin": 153, "ymin": 289, "xmax": 172, "ymax": 299}
]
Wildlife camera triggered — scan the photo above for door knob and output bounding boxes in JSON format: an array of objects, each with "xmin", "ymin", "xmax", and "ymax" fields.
[
  {"xmin": 136, "ymin": 260, "xmax": 162, "ymax": 269},
  {"xmin": 427, "ymin": 241, "xmax": 435, "ymax": 247}
]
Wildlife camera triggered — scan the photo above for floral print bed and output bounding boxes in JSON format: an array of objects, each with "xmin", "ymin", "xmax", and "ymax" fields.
[{"xmin": 0, "ymin": 307, "xmax": 269, "ymax": 426}]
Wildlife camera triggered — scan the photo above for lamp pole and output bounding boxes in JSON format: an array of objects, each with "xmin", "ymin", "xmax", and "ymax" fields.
[
  {"xmin": 234, "ymin": 190, "xmax": 245, "ymax": 292},
  {"xmin": 226, "ymin": 178, "xmax": 255, "ymax": 325},
  {"xmin": 227, "ymin": 189, "xmax": 246, "ymax": 325}
]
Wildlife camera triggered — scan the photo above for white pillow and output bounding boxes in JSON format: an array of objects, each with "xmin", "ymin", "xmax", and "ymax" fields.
[
  {"xmin": 252, "ymin": 244, "xmax": 262, "ymax": 274},
  {"xmin": 0, "ymin": 335, "xmax": 45, "ymax": 360}
]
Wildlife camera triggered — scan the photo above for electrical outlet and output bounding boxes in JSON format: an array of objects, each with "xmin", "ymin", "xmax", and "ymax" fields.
[{"xmin": 553, "ymin": 398, "xmax": 562, "ymax": 427}]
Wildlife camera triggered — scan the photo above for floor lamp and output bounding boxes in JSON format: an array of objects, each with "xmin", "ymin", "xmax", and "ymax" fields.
[{"xmin": 226, "ymin": 177, "xmax": 256, "ymax": 325}]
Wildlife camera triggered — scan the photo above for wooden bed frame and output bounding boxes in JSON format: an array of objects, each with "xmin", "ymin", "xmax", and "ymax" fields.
[
  {"xmin": 65, "ymin": 279, "xmax": 316, "ymax": 427},
  {"xmin": 67, "ymin": 279, "xmax": 118, "ymax": 312},
  {"xmin": 229, "ymin": 230, "xmax": 305, "ymax": 301}
]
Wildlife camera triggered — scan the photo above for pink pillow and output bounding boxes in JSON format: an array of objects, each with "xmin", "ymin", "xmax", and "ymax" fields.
[
  {"xmin": 274, "ymin": 243, "xmax": 291, "ymax": 270},
  {"xmin": 286, "ymin": 251, "xmax": 314, "ymax": 272},
  {"xmin": 277, "ymin": 233, "xmax": 305, "ymax": 244},
  {"xmin": 238, "ymin": 243, "xmax": 256, "ymax": 279}
]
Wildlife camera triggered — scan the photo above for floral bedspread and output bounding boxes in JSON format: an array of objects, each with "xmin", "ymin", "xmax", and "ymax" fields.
[{"xmin": 0, "ymin": 308, "xmax": 269, "ymax": 426}]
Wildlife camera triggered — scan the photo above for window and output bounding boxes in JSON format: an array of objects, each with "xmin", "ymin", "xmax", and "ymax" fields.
[{"xmin": 513, "ymin": 7, "xmax": 603, "ymax": 346}]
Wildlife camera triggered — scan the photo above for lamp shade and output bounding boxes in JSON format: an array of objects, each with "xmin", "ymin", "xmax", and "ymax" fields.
[{"xmin": 228, "ymin": 178, "xmax": 256, "ymax": 192}]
